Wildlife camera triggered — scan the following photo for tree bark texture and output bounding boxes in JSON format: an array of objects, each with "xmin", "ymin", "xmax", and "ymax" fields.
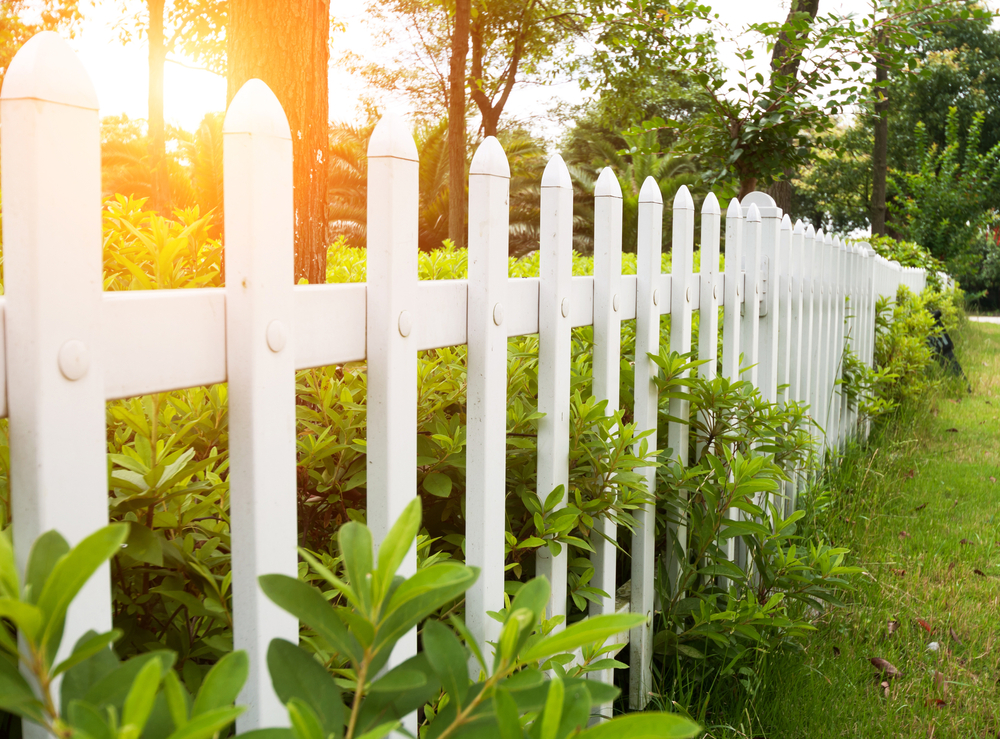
[
  {"xmin": 228, "ymin": 0, "xmax": 331, "ymax": 284},
  {"xmin": 148, "ymin": 0, "xmax": 170, "ymax": 213},
  {"xmin": 871, "ymin": 51, "xmax": 889, "ymax": 237},
  {"xmin": 469, "ymin": 9, "xmax": 526, "ymax": 137},
  {"xmin": 448, "ymin": 0, "xmax": 470, "ymax": 249}
]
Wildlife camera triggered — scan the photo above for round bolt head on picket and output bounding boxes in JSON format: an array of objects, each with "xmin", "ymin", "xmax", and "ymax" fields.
[
  {"xmin": 713, "ymin": 284, "xmax": 718, "ymax": 300},
  {"xmin": 560, "ymin": 298, "xmax": 570, "ymax": 318},
  {"xmin": 58, "ymin": 340, "xmax": 90, "ymax": 381},
  {"xmin": 613, "ymin": 293, "xmax": 620, "ymax": 312},
  {"xmin": 653, "ymin": 289, "xmax": 660, "ymax": 306},
  {"xmin": 266, "ymin": 320, "xmax": 288, "ymax": 353},
  {"xmin": 685, "ymin": 286, "xmax": 691, "ymax": 303},
  {"xmin": 398, "ymin": 310, "xmax": 413, "ymax": 337},
  {"xmin": 493, "ymin": 302, "xmax": 504, "ymax": 326}
]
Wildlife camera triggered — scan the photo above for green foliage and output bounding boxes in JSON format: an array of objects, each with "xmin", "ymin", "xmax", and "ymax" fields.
[
  {"xmin": 0, "ymin": 524, "xmax": 245, "ymax": 739},
  {"xmin": 890, "ymin": 107, "xmax": 1000, "ymax": 285},
  {"xmin": 259, "ymin": 498, "xmax": 701, "ymax": 739}
]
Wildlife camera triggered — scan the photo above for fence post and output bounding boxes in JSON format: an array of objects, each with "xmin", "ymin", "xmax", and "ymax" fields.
[
  {"xmin": 743, "ymin": 194, "xmax": 781, "ymax": 402},
  {"xmin": 589, "ymin": 167, "xmax": 623, "ymax": 698},
  {"xmin": 800, "ymin": 225, "xmax": 817, "ymax": 456},
  {"xmin": 721, "ymin": 198, "xmax": 743, "ymax": 384},
  {"xmin": 366, "ymin": 113, "xmax": 420, "ymax": 710},
  {"xmin": 809, "ymin": 229, "xmax": 827, "ymax": 453},
  {"xmin": 630, "ymin": 176, "xmax": 663, "ymax": 710},
  {"xmin": 536, "ymin": 155, "xmax": 574, "ymax": 626},
  {"xmin": 223, "ymin": 79, "xmax": 298, "ymax": 729},
  {"xmin": 830, "ymin": 237, "xmax": 844, "ymax": 449},
  {"xmin": 465, "ymin": 137, "xmax": 510, "ymax": 666},
  {"xmin": 740, "ymin": 205, "xmax": 762, "ymax": 388},
  {"xmin": 697, "ymin": 193, "xmax": 722, "ymax": 460},
  {"xmin": 666, "ymin": 185, "xmax": 695, "ymax": 588},
  {"xmin": 0, "ymin": 33, "xmax": 111, "ymax": 683},
  {"xmin": 776, "ymin": 216, "xmax": 793, "ymax": 405},
  {"xmin": 787, "ymin": 220, "xmax": 807, "ymax": 513}
]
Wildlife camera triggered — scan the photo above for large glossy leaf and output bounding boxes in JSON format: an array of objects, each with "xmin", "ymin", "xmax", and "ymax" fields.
[
  {"xmin": 287, "ymin": 698, "xmax": 325, "ymax": 739},
  {"xmin": 519, "ymin": 614, "xmax": 645, "ymax": 664},
  {"xmin": 191, "ymin": 649, "xmax": 248, "ymax": 716},
  {"xmin": 0, "ymin": 530, "xmax": 19, "ymax": 598},
  {"xmin": 0, "ymin": 655, "xmax": 45, "ymax": 723},
  {"xmin": 61, "ymin": 630, "xmax": 121, "ymax": 715},
  {"xmin": 52, "ymin": 629, "xmax": 122, "ymax": 677},
  {"xmin": 67, "ymin": 699, "xmax": 113, "ymax": 739},
  {"xmin": 422, "ymin": 620, "xmax": 469, "ymax": 710},
  {"xmin": 35, "ymin": 524, "xmax": 129, "ymax": 653},
  {"xmin": 267, "ymin": 639, "xmax": 345, "ymax": 739},
  {"xmin": 355, "ymin": 653, "xmax": 440, "ymax": 734},
  {"xmin": 339, "ymin": 522, "xmax": 373, "ymax": 613},
  {"xmin": 23, "ymin": 530, "xmax": 70, "ymax": 604},
  {"xmin": 0, "ymin": 599, "xmax": 42, "ymax": 643},
  {"xmin": 122, "ymin": 658, "xmax": 162, "ymax": 734},
  {"xmin": 164, "ymin": 706, "xmax": 244, "ymax": 739},
  {"xmin": 575, "ymin": 712, "xmax": 701, "ymax": 739},
  {"xmin": 84, "ymin": 651, "xmax": 175, "ymax": 713},
  {"xmin": 258, "ymin": 574, "xmax": 362, "ymax": 664},
  {"xmin": 377, "ymin": 563, "xmax": 478, "ymax": 651},
  {"xmin": 374, "ymin": 498, "xmax": 421, "ymax": 605}
]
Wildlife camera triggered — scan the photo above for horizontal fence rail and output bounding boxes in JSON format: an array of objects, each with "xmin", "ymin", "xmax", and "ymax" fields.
[{"xmin": 0, "ymin": 32, "xmax": 930, "ymax": 733}]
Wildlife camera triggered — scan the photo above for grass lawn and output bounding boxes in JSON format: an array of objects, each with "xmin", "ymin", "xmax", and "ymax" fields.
[{"xmin": 722, "ymin": 320, "xmax": 1000, "ymax": 738}]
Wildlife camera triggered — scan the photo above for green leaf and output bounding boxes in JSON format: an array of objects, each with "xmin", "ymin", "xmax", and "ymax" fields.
[
  {"xmin": 61, "ymin": 630, "xmax": 121, "ymax": 715},
  {"xmin": 422, "ymin": 620, "xmax": 468, "ymax": 710},
  {"xmin": 85, "ymin": 651, "xmax": 176, "ymax": 712},
  {"xmin": 164, "ymin": 706, "xmax": 244, "ymax": 739},
  {"xmin": 493, "ymin": 687, "xmax": 522, "ymax": 739},
  {"xmin": 267, "ymin": 639, "xmax": 345, "ymax": 739},
  {"xmin": 24, "ymin": 529, "xmax": 70, "ymax": 604},
  {"xmin": 0, "ymin": 598, "xmax": 43, "ymax": 644},
  {"xmin": 423, "ymin": 472, "xmax": 453, "ymax": 498},
  {"xmin": 519, "ymin": 614, "xmax": 645, "ymax": 664},
  {"xmin": 67, "ymin": 699, "xmax": 113, "ymax": 739},
  {"xmin": 354, "ymin": 722, "xmax": 400, "ymax": 739},
  {"xmin": 0, "ymin": 654, "xmax": 46, "ymax": 723},
  {"xmin": 258, "ymin": 574, "xmax": 362, "ymax": 664},
  {"xmin": 52, "ymin": 629, "xmax": 122, "ymax": 677},
  {"xmin": 163, "ymin": 669, "xmax": 190, "ymax": 730},
  {"xmin": 575, "ymin": 712, "xmax": 700, "ymax": 739},
  {"xmin": 287, "ymin": 697, "xmax": 325, "ymax": 739},
  {"xmin": 375, "ymin": 498, "xmax": 421, "ymax": 604},
  {"xmin": 192, "ymin": 649, "xmax": 247, "ymax": 716},
  {"xmin": 355, "ymin": 653, "xmax": 440, "ymax": 735},
  {"xmin": 122, "ymin": 658, "xmax": 163, "ymax": 734},
  {"xmin": 539, "ymin": 674, "xmax": 563, "ymax": 739},
  {"xmin": 35, "ymin": 524, "xmax": 129, "ymax": 654},
  {"xmin": 123, "ymin": 522, "xmax": 163, "ymax": 566},
  {"xmin": 0, "ymin": 530, "xmax": 19, "ymax": 598},
  {"xmin": 377, "ymin": 563, "xmax": 478, "ymax": 651},
  {"xmin": 339, "ymin": 522, "xmax": 374, "ymax": 613},
  {"xmin": 237, "ymin": 731, "xmax": 295, "ymax": 739}
]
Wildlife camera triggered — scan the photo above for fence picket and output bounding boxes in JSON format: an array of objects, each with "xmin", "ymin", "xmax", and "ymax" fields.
[
  {"xmin": 666, "ymin": 185, "xmax": 695, "ymax": 588},
  {"xmin": 0, "ymin": 34, "xmax": 110, "ymax": 695},
  {"xmin": 740, "ymin": 205, "xmax": 763, "ymax": 387},
  {"xmin": 697, "ymin": 193, "xmax": 722, "ymax": 460},
  {"xmin": 777, "ymin": 215, "xmax": 793, "ymax": 405},
  {"xmin": 223, "ymin": 80, "xmax": 299, "ymax": 730},
  {"xmin": 630, "ymin": 176, "xmax": 663, "ymax": 709},
  {"xmin": 465, "ymin": 137, "xmax": 510, "ymax": 664},
  {"xmin": 536, "ymin": 155, "xmax": 574, "ymax": 626}
]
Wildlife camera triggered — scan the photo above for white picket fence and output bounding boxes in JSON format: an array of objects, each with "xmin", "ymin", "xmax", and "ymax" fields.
[{"xmin": 0, "ymin": 32, "xmax": 928, "ymax": 733}]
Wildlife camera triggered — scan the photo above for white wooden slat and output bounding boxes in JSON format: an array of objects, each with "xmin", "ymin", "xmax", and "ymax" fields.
[
  {"xmin": 776, "ymin": 216, "xmax": 793, "ymax": 404},
  {"xmin": 742, "ymin": 193, "xmax": 781, "ymax": 402},
  {"xmin": 536, "ymin": 154, "xmax": 574, "ymax": 627},
  {"xmin": 666, "ymin": 185, "xmax": 695, "ymax": 589},
  {"xmin": 718, "ymin": 198, "xmax": 743, "ymax": 579},
  {"xmin": 740, "ymin": 204, "xmax": 762, "ymax": 387},
  {"xmin": 465, "ymin": 137, "xmax": 510, "ymax": 666},
  {"xmin": 799, "ymin": 225, "xmax": 817, "ymax": 450},
  {"xmin": 832, "ymin": 237, "xmax": 846, "ymax": 448},
  {"xmin": 825, "ymin": 233, "xmax": 840, "ymax": 449},
  {"xmin": 697, "ymin": 193, "xmax": 722, "ymax": 462},
  {"xmin": 630, "ymin": 176, "xmax": 663, "ymax": 710},
  {"xmin": 294, "ymin": 284, "xmax": 367, "ymax": 367},
  {"xmin": 787, "ymin": 221, "xmax": 806, "ymax": 514},
  {"xmin": 810, "ymin": 229, "xmax": 829, "ymax": 448},
  {"xmin": 1, "ymin": 33, "xmax": 111, "ymax": 695},
  {"xmin": 845, "ymin": 243, "xmax": 859, "ymax": 439},
  {"xmin": 589, "ymin": 167, "xmax": 623, "ymax": 697},
  {"xmin": 365, "ymin": 114, "xmax": 420, "ymax": 717},
  {"xmin": 223, "ymin": 80, "xmax": 298, "ymax": 730}
]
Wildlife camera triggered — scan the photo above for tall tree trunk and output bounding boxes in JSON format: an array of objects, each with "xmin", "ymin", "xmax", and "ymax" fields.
[
  {"xmin": 469, "ymin": 12, "xmax": 525, "ymax": 138},
  {"xmin": 871, "ymin": 48, "xmax": 889, "ymax": 237},
  {"xmin": 766, "ymin": 173, "xmax": 794, "ymax": 214},
  {"xmin": 148, "ymin": 0, "xmax": 170, "ymax": 213},
  {"xmin": 448, "ymin": 0, "xmax": 469, "ymax": 249},
  {"xmin": 228, "ymin": 0, "xmax": 331, "ymax": 284}
]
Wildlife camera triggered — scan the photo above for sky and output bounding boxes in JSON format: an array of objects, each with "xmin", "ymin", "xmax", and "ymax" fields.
[{"xmin": 66, "ymin": 0, "xmax": 882, "ymax": 134}]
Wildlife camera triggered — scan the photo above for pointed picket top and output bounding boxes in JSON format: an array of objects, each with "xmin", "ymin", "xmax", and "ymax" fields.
[
  {"xmin": 805, "ymin": 223, "xmax": 816, "ymax": 239},
  {"xmin": 701, "ymin": 191, "xmax": 720, "ymax": 216},
  {"xmin": 635, "ymin": 175, "xmax": 660, "ymax": 204},
  {"xmin": 594, "ymin": 166, "xmax": 622, "ymax": 199},
  {"xmin": 541, "ymin": 153, "xmax": 572, "ymax": 189},
  {"xmin": 470, "ymin": 136, "xmax": 510, "ymax": 178},
  {"xmin": 793, "ymin": 219, "xmax": 804, "ymax": 236},
  {"xmin": 223, "ymin": 79, "xmax": 291, "ymax": 139},
  {"xmin": 673, "ymin": 184, "xmax": 694, "ymax": 211},
  {"xmin": 781, "ymin": 214, "xmax": 792, "ymax": 231},
  {"xmin": 746, "ymin": 203, "xmax": 761, "ymax": 223},
  {"xmin": 0, "ymin": 31, "xmax": 98, "ymax": 109},
  {"xmin": 726, "ymin": 196, "xmax": 742, "ymax": 219},
  {"xmin": 824, "ymin": 231, "xmax": 834, "ymax": 247},
  {"xmin": 815, "ymin": 228, "xmax": 825, "ymax": 244},
  {"xmin": 368, "ymin": 111, "xmax": 418, "ymax": 161}
]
